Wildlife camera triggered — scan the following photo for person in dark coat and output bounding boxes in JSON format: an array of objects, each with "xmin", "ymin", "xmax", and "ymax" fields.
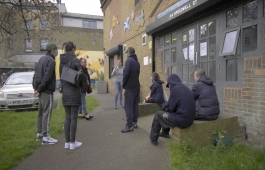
[
  {"xmin": 192, "ymin": 69, "xmax": 220, "ymax": 120},
  {"xmin": 150, "ymin": 74, "xmax": 196, "ymax": 146},
  {"xmin": 145, "ymin": 72, "xmax": 164, "ymax": 107},
  {"xmin": 78, "ymin": 58, "xmax": 93, "ymax": 120},
  {"xmin": 121, "ymin": 47, "xmax": 140, "ymax": 133},
  {"xmin": 59, "ymin": 41, "xmax": 83, "ymax": 150}
]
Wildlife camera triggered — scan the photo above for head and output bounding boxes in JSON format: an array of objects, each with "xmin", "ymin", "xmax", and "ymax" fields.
[
  {"xmin": 2, "ymin": 73, "xmax": 6, "ymax": 77},
  {"xmin": 62, "ymin": 41, "xmax": 76, "ymax": 54},
  {"xmin": 46, "ymin": 42, "xmax": 58, "ymax": 57},
  {"xmin": 125, "ymin": 47, "xmax": 135, "ymax": 57},
  {"xmin": 166, "ymin": 74, "xmax": 182, "ymax": 89},
  {"xmin": 151, "ymin": 72, "xmax": 160, "ymax": 82},
  {"xmin": 117, "ymin": 59, "xmax": 121, "ymax": 66},
  {"xmin": 194, "ymin": 69, "xmax": 205, "ymax": 82},
  {"xmin": 80, "ymin": 58, "xmax": 87, "ymax": 67}
]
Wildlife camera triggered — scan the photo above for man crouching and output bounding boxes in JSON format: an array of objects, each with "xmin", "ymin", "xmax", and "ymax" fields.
[{"xmin": 150, "ymin": 74, "xmax": 196, "ymax": 146}]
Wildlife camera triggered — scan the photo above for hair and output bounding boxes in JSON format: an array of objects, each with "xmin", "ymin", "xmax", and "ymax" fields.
[
  {"xmin": 195, "ymin": 69, "xmax": 205, "ymax": 77},
  {"xmin": 80, "ymin": 57, "xmax": 86, "ymax": 64},
  {"xmin": 151, "ymin": 72, "xmax": 160, "ymax": 81},
  {"xmin": 62, "ymin": 41, "xmax": 76, "ymax": 54}
]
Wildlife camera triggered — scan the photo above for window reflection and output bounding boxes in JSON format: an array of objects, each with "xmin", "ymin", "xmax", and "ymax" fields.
[
  {"xmin": 164, "ymin": 49, "xmax": 170, "ymax": 64},
  {"xmin": 208, "ymin": 21, "xmax": 216, "ymax": 36},
  {"xmin": 189, "ymin": 29, "xmax": 195, "ymax": 42},
  {"xmin": 243, "ymin": 25, "xmax": 257, "ymax": 52},
  {"xmin": 243, "ymin": 0, "xmax": 258, "ymax": 22},
  {"xmin": 172, "ymin": 32, "xmax": 177, "ymax": 45},
  {"xmin": 209, "ymin": 37, "xmax": 216, "ymax": 60},
  {"xmin": 172, "ymin": 48, "xmax": 176, "ymax": 62},
  {"xmin": 222, "ymin": 30, "xmax": 238, "ymax": 54},
  {"xmin": 171, "ymin": 66, "xmax": 177, "ymax": 74},
  {"xmin": 227, "ymin": 8, "xmax": 238, "ymax": 28},
  {"xmin": 165, "ymin": 34, "xmax": 171, "ymax": 47},
  {"xmin": 200, "ymin": 24, "xmax": 207, "ymax": 39},
  {"xmin": 209, "ymin": 61, "xmax": 216, "ymax": 83}
]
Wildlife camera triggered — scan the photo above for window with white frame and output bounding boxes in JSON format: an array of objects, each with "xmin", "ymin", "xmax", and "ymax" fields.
[
  {"xmin": 26, "ymin": 20, "xmax": 33, "ymax": 30},
  {"xmin": 25, "ymin": 39, "xmax": 32, "ymax": 52},
  {"xmin": 123, "ymin": 44, "xmax": 127, "ymax": 53},
  {"xmin": 142, "ymin": 34, "xmax": 146, "ymax": 45},
  {"xmin": 40, "ymin": 20, "xmax": 48, "ymax": 30},
  {"xmin": 40, "ymin": 39, "xmax": 49, "ymax": 51},
  {"xmin": 83, "ymin": 21, "xmax": 97, "ymax": 29}
]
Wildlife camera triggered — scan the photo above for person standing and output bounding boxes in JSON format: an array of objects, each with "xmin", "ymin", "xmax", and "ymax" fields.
[
  {"xmin": 33, "ymin": 42, "xmax": 58, "ymax": 145},
  {"xmin": 111, "ymin": 59, "xmax": 124, "ymax": 109},
  {"xmin": 1, "ymin": 73, "xmax": 7, "ymax": 87},
  {"xmin": 60, "ymin": 41, "xmax": 83, "ymax": 150},
  {"xmin": 192, "ymin": 69, "xmax": 220, "ymax": 120},
  {"xmin": 78, "ymin": 58, "xmax": 93, "ymax": 120},
  {"xmin": 121, "ymin": 47, "xmax": 140, "ymax": 133}
]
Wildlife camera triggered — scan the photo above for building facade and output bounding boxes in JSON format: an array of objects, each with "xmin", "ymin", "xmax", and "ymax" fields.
[{"xmin": 101, "ymin": 0, "xmax": 265, "ymax": 147}]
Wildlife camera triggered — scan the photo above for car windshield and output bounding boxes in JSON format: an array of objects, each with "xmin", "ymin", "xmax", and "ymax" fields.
[{"xmin": 5, "ymin": 73, "xmax": 33, "ymax": 85}]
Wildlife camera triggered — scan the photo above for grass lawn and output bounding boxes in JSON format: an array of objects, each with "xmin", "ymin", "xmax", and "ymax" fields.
[
  {"xmin": 169, "ymin": 141, "xmax": 265, "ymax": 170},
  {"xmin": 0, "ymin": 95, "xmax": 98, "ymax": 170}
]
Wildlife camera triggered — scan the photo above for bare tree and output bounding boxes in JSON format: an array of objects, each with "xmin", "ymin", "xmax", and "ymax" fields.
[{"xmin": 0, "ymin": 0, "xmax": 60, "ymax": 43}]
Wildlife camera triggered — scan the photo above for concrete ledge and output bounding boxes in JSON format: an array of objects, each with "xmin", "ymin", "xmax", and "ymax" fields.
[
  {"xmin": 171, "ymin": 114, "xmax": 245, "ymax": 145},
  {"xmin": 138, "ymin": 103, "xmax": 161, "ymax": 117}
]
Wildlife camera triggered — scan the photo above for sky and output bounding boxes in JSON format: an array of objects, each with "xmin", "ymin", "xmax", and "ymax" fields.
[{"xmin": 61, "ymin": 0, "xmax": 103, "ymax": 16}]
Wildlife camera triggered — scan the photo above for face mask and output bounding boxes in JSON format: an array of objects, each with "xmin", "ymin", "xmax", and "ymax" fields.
[{"xmin": 53, "ymin": 51, "xmax": 58, "ymax": 57}]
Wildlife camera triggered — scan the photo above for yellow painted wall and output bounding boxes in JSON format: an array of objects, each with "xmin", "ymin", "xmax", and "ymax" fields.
[{"xmin": 55, "ymin": 50, "xmax": 104, "ymax": 79}]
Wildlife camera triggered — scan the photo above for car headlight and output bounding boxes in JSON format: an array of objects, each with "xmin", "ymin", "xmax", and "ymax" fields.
[{"xmin": 0, "ymin": 92, "xmax": 4, "ymax": 98}]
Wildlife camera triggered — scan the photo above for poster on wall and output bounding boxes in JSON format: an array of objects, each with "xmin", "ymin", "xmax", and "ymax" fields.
[
  {"xmin": 200, "ymin": 42, "xmax": 207, "ymax": 56},
  {"xmin": 183, "ymin": 47, "xmax": 188, "ymax": 60},
  {"xmin": 189, "ymin": 43, "xmax": 194, "ymax": 61}
]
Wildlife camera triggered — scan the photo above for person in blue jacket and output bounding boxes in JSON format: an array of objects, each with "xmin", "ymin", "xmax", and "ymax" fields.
[
  {"xmin": 192, "ymin": 69, "xmax": 220, "ymax": 120},
  {"xmin": 145, "ymin": 72, "xmax": 164, "ymax": 107},
  {"xmin": 121, "ymin": 47, "xmax": 140, "ymax": 133},
  {"xmin": 150, "ymin": 74, "xmax": 196, "ymax": 146}
]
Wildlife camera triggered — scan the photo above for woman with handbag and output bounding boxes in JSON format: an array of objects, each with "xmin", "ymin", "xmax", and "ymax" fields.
[
  {"xmin": 59, "ymin": 41, "xmax": 83, "ymax": 150},
  {"xmin": 78, "ymin": 58, "xmax": 93, "ymax": 120}
]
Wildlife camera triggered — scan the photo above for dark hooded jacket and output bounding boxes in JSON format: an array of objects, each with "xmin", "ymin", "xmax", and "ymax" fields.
[
  {"xmin": 162, "ymin": 74, "xmax": 196, "ymax": 129},
  {"xmin": 80, "ymin": 66, "xmax": 91, "ymax": 93},
  {"xmin": 146, "ymin": 80, "xmax": 164, "ymax": 107},
  {"xmin": 122, "ymin": 54, "xmax": 140, "ymax": 91},
  {"xmin": 59, "ymin": 53, "xmax": 83, "ymax": 106},
  {"xmin": 33, "ymin": 53, "xmax": 56, "ymax": 94},
  {"xmin": 192, "ymin": 75, "xmax": 220, "ymax": 120}
]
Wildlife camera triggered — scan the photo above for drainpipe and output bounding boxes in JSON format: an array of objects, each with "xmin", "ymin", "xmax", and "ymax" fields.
[{"xmin": 152, "ymin": 35, "xmax": 155, "ymax": 72}]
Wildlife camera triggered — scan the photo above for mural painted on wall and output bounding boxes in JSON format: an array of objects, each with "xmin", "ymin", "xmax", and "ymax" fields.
[
  {"xmin": 112, "ymin": 15, "xmax": 120, "ymax": 28},
  {"xmin": 135, "ymin": 9, "xmax": 145, "ymax": 30},
  {"xmin": 55, "ymin": 50, "xmax": 104, "ymax": 79},
  {"xmin": 110, "ymin": 29, "xmax": 113, "ymax": 41},
  {"xmin": 131, "ymin": 10, "xmax": 135, "ymax": 20},
  {"xmin": 124, "ymin": 17, "xmax": 131, "ymax": 32}
]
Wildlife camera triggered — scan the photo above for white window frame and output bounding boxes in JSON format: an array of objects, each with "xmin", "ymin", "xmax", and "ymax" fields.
[
  {"xmin": 40, "ymin": 20, "xmax": 48, "ymax": 30},
  {"xmin": 26, "ymin": 20, "xmax": 33, "ymax": 30},
  {"xmin": 142, "ymin": 34, "xmax": 147, "ymax": 45},
  {"xmin": 40, "ymin": 39, "xmax": 49, "ymax": 51},
  {"xmin": 25, "ymin": 39, "xmax": 32, "ymax": 52},
  {"xmin": 123, "ymin": 44, "xmax": 127, "ymax": 53}
]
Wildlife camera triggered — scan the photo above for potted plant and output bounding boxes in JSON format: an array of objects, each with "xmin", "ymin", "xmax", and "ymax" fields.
[{"xmin": 96, "ymin": 71, "xmax": 107, "ymax": 94}]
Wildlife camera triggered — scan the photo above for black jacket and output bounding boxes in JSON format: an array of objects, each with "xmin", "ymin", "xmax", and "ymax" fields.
[
  {"xmin": 146, "ymin": 80, "xmax": 164, "ymax": 107},
  {"xmin": 122, "ymin": 54, "xmax": 140, "ymax": 91},
  {"xmin": 192, "ymin": 75, "xmax": 220, "ymax": 120},
  {"xmin": 162, "ymin": 74, "xmax": 196, "ymax": 129},
  {"xmin": 33, "ymin": 53, "xmax": 56, "ymax": 94},
  {"xmin": 81, "ymin": 66, "xmax": 91, "ymax": 92},
  {"xmin": 59, "ymin": 53, "xmax": 83, "ymax": 106}
]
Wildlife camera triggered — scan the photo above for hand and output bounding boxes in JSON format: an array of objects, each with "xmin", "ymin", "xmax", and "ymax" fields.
[
  {"xmin": 33, "ymin": 91, "xmax": 40, "ymax": 97},
  {"xmin": 115, "ymin": 67, "xmax": 119, "ymax": 71}
]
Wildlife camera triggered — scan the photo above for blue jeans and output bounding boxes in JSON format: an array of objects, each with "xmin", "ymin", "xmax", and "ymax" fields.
[
  {"xmin": 78, "ymin": 92, "xmax": 88, "ymax": 115},
  {"xmin": 114, "ymin": 82, "xmax": 123, "ymax": 106}
]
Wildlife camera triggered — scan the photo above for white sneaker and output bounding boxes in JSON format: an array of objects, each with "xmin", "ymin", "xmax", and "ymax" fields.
[
  {"xmin": 42, "ymin": 136, "xmax": 58, "ymax": 145},
  {"xmin": 70, "ymin": 141, "xmax": 82, "ymax": 150},
  {"xmin": 65, "ymin": 142, "xmax": 70, "ymax": 149}
]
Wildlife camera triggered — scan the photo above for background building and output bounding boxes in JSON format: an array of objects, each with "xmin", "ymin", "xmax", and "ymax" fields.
[{"xmin": 100, "ymin": 0, "xmax": 265, "ymax": 147}]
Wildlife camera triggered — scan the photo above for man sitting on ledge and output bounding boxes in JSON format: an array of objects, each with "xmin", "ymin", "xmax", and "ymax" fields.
[
  {"xmin": 150, "ymin": 74, "xmax": 196, "ymax": 146},
  {"xmin": 192, "ymin": 69, "xmax": 220, "ymax": 120}
]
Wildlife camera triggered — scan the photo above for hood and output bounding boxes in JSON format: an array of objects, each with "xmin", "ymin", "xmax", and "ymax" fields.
[
  {"xmin": 166, "ymin": 74, "xmax": 182, "ymax": 90},
  {"xmin": 60, "ymin": 54, "xmax": 74, "ymax": 65},
  {"xmin": 198, "ymin": 75, "xmax": 213, "ymax": 85},
  {"xmin": 128, "ymin": 54, "xmax": 138, "ymax": 61}
]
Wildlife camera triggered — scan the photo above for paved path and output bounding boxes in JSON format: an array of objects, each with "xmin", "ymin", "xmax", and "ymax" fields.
[{"xmin": 12, "ymin": 91, "xmax": 170, "ymax": 170}]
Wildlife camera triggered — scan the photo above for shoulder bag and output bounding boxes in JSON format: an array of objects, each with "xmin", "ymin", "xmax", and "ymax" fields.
[{"xmin": 61, "ymin": 59, "xmax": 83, "ymax": 86}]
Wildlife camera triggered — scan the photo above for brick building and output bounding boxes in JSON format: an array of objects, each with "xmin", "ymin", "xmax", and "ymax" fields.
[{"xmin": 100, "ymin": 0, "xmax": 265, "ymax": 147}]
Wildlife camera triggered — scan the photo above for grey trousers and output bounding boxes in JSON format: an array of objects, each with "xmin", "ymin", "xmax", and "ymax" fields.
[
  {"xmin": 150, "ymin": 111, "xmax": 174, "ymax": 141},
  {"xmin": 36, "ymin": 93, "xmax": 54, "ymax": 137},
  {"xmin": 64, "ymin": 106, "xmax": 79, "ymax": 143}
]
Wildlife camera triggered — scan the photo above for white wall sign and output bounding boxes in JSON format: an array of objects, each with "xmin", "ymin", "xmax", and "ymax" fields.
[{"xmin": 144, "ymin": 56, "xmax": 149, "ymax": 65}]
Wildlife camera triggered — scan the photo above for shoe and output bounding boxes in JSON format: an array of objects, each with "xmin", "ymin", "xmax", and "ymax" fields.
[
  {"xmin": 78, "ymin": 113, "xmax": 85, "ymax": 118},
  {"xmin": 70, "ymin": 141, "xmax": 82, "ymax": 150},
  {"xmin": 65, "ymin": 142, "xmax": 70, "ymax": 149},
  {"xmin": 85, "ymin": 116, "xmax": 94, "ymax": 120},
  {"xmin": 150, "ymin": 139, "xmax": 158, "ymax": 146},
  {"xmin": 121, "ymin": 126, "xmax": 134, "ymax": 133},
  {"xmin": 120, "ymin": 104, "xmax": 123, "ymax": 108},
  {"xmin": 114, "ymin": 105, "xmax": 117, "ymax": 109},
  {"xmin": 36, "ymin": 133, "xmax": 43, "ymax": 141},
  {"xmin": 133, "ymin": 122, "xmax": 138, "ymax": 129},
  {"xmin": 159, "ymin": 132, "xmax": 170, "ymax": 138},
  {"xmin": 42, "ymin": 136, "xmax": 58, "ymax": 145}
]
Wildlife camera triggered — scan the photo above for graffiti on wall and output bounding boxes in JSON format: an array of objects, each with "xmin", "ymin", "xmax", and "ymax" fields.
[
  {"xmin": 124, "ymin": 17, "xmax": 131, "ymax": 32},
  {"xmin": 135, "ymin": 9, "xmax": 145, "ymax": 30}
]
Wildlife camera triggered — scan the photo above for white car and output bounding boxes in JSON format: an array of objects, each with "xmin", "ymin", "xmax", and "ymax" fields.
[{"xmin": 0, "ymin": 71, "xmax": 39, "ymax": 110}]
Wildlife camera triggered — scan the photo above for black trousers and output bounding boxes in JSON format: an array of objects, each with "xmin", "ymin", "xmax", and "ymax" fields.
[
  {"xmin": 150, "ymin": 111, "xmax": 175, "ymax": 141},
  {"xmin": 64, "ymin": 106, "xmax": 79, "ymax": 143},
  {"xmin": 124, "ymin": 90, "xmax": 139, "ymax": 127}
]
